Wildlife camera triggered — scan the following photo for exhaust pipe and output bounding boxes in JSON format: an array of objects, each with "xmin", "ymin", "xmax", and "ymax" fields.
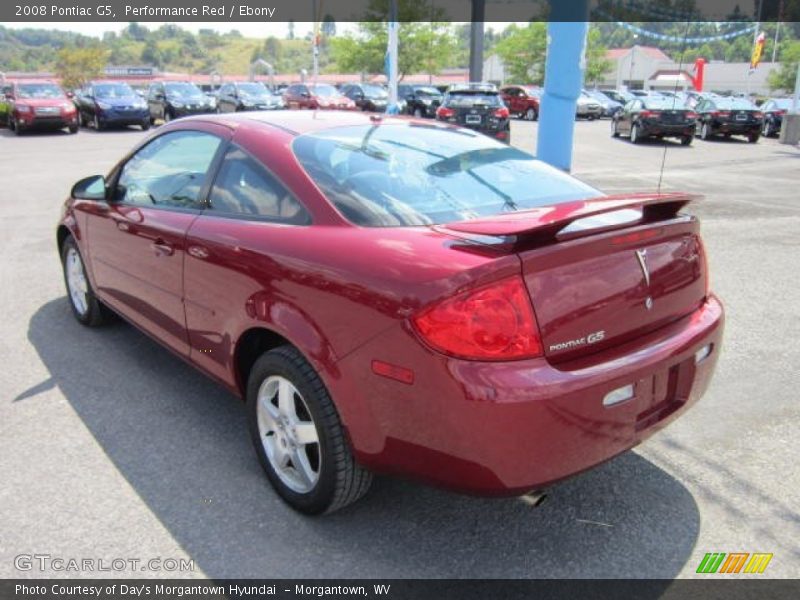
[{"xmin": 520, "ymin": 490, "xmax": 548, "ymax": 507}]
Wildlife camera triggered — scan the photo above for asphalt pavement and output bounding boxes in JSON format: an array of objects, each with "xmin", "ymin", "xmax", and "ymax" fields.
[{"xmin": 0, "ymin": 118, "xmax": 797, "ymax": 579}]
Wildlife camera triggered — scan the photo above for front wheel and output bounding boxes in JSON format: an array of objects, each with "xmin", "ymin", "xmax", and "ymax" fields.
[
  {"xmin": 700, "ymin": 122, "xmax": 711, "ymax": 141},
  {"xmin": 61, "ymin": 236, "xmax": 110, "ymax": 327},
  {"xmin": 246, "ymin": 346, "xmax": 372, "ymax": 515}
]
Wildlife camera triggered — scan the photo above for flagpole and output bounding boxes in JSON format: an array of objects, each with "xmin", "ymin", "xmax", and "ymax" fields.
[{"xmin": 748, "ymin": 0, "xmax": 764, "ymax": 97}]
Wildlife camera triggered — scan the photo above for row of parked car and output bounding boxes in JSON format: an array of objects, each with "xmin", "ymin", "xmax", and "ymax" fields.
[{"xmin": 2, "ymin": 78, "xmax": 792, "ymax": 147}]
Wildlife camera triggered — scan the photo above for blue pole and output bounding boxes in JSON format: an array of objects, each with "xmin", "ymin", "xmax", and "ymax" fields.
[{"xmin": 537, "ymin": 1, "xmax": 590, "ymax": 172}]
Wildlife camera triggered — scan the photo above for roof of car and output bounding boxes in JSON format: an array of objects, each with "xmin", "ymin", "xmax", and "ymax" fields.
[{"xmin": 188, "ymin": 109, "xmax": 412, "ymax": 136}]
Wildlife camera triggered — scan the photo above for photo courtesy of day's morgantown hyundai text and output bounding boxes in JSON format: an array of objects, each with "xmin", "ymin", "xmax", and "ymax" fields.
[{"xmin": 57, "ymin": 110, "xmax": 723, "ymax": 515}]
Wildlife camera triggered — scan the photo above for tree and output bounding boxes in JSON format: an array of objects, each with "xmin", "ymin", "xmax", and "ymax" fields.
[
  {"xmin": 584, "ymin": 26, "xmax": 613, "ymax": 86},
  {"xmin": 493, "ymin": 23, "xmax": 547, "ymax": 84},
  {"xmin": 55, "ymin": 45, "xmax": 108, "ymax": 89},
  {"xmin": 769, "ymin": 40, "xmax": 800, "ymax": 91},
  {"xmin": 141, "ymin": 39, "xmax": 163, "ymax": 67}
]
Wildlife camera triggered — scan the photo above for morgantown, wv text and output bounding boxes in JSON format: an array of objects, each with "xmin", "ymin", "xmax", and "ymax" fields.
[{"xmin": 16, "ymin": 583, "xmax": 392, "ymax": 598}]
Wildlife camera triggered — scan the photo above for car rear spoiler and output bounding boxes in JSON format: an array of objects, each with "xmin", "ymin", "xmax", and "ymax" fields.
[{"xmin": 438, "ymin": 192, "xmax": 700, "ymax": 242}]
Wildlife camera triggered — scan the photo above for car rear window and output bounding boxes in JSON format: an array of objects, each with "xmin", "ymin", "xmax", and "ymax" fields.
[
  {"xmin": 292, "ymin": 123, "xmax": 602, "ymax": 227},
  {"xmin": 715, "ymin": 98, "xmax": 757, "ymax": 109},
  {"xmin": 446, "ymin": 92, "xmax": 503, "ymax": 107}
]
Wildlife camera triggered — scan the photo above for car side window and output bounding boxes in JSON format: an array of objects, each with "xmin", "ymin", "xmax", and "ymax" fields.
[
  {"xmin": 207, "ymin": 146, "xmax": 310, "ymax": 224},
  {"xmin": 115, "ymin": 131, "xmax": 222, "ymax": 210}
]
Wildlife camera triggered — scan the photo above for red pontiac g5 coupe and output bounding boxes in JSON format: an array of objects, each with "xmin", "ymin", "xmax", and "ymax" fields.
[{"xmin": 58, "ymin": 111, "xmax": 724, "ymax": 514}]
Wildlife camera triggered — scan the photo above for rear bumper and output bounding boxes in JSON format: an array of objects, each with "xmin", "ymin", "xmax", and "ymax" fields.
[
  {"xmin": 641, "ymin": 123, "xmax": 694, "ymax": 137},
  {"xmin": 712, "ymin": 121, "xmax": 760, "ymax": 135},
  {"xmin": 335, "ymin": 295, "xmax": 724, "ymax": 494}
]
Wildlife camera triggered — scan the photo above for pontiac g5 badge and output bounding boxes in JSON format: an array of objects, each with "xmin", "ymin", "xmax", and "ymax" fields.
[{"xmin": 635, "ymin": 249, "xmax": 654, "ymax": 310}]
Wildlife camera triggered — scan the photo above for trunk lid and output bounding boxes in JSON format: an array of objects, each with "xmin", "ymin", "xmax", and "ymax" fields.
[{"xmin": 441, "ymin": 193, "xmax": 708, "ymax": 361}]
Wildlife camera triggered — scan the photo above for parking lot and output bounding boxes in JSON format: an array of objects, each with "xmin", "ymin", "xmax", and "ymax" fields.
[{"xmin": 0, "ymin": 118, "xmax": 798, "ymax": 579}]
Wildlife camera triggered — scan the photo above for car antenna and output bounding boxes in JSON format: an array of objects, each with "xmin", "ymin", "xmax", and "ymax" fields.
[{"xmin": 658, "ymin": 21, "xmax": 691, "ymax": 194}]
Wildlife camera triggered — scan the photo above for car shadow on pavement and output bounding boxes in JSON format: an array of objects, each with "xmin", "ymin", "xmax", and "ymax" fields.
[{"xmin": 24, "ymin": 298, "xmax": 701, "ymax": 579}]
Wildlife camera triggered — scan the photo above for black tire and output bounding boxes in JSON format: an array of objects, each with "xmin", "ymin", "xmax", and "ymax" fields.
[
  {"xmin": 93, "ymin": 115, "xmax": 104, "ymax": 131},
  {"xmin": 60, "ymin": 236, "xmax": 110, "ymax": 327},
  {"xmin": 164, "ymin": 109, "xmax": 172, "ymax": 123},
  {"xmin": 141, "ymin": 120, "xmax": 151, "ymax": 131},
  {"xmin": 762, "ymin": 121, "xmax": 772, "ymax": 137},
  {"xmin": 748, "ymin": 132, "xmax": 760, "ymax": 144},
  {"xmin": 611, "ymin": 119, "xmax": 619, "ymax": 137},
  {"xmin": 413, "ymin": 107, "xmax": 423, "ymax": 118},
  {"xmin": 700, "ymin": 122, "xmax": 712, "ymax": 141},
  {"xmin": 12, "ymin": 119, "xmax": 23, "ymax": 136},
  {"xmin": 68, "ymin": 124, "xmax": 78, "ymax": 134},
  {"xmin": 246, "ymin": 345, "xmax": 372, "ymax": 515},
  {"xmin": 525, "ymin": 107, "xmax": 536, "ymax": 121},
  {"xmin": 681, "ymin": 135, "xmax": 693, "ymax": 146}
]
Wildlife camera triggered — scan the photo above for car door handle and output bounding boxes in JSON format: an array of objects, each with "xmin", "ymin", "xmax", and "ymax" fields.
[{"xmin": 152, "ymin": 239, "xmax": 174, "ymax": 256}]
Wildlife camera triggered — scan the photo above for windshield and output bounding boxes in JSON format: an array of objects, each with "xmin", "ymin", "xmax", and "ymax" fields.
[
  {"xmin": 238, "ymin": 82, "xmax": 268, "ymax": 96},
  {"xmin": 310, "ymin": 84, "xmax": 339, "ymax": 97},
  {"xmin": 292, "ymin": 123, "xmax": 602, "ymax": 227},
  {"xmin": 17, "ymin": 83, "xmax": 64, "ymax": 99},
  {"xmin": 165, "ymin": 83, "xmax": 203, "ymax": 98},
  {"xmin": 362, "ymin": 84, "xmax": 388, "ymax": 98},
  {"xmin": 94, "ymin": 83, "xmax": 136, "ymax": 98},
  {"xmin": 715, "ymin": 98, "xmax": 757, "ymax": 110}
]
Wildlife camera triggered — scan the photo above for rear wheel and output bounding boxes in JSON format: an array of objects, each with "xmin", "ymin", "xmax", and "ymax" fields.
[
  {"xmin": 246, "ymin": 346, "xmax": 372, "ymax": 514},
  {"xmin": 680, "ymin": 135, "xmax": 693, "ymax": 146},
  {"xmin": 762, "ymin": 120, "xmax": 772, "ymax": 137},
  {"xmin": 68, "ymin": 124, "xmax": 78, "ymax": 134},
  {"xmin": 61, "ymin": 236, "xmax": 110, "ymax": 327},
  {"xmin": 748, "ymin": 132, "xmax": 760, "ymax": 144},
  {"xmin": 700, "ymin": 122, "xmax": 712, "ymax": 141},
  {"xmin": 141, "ymin": 119, "xmax": 151, "ymax": 131},
  {"xmin": 611, "ymin": 119, "xmax": 619, "ymax": 137},
  {"xmin": 630, "ymin": 123, "xmax": 641, "ymax": 144},
  {"xmin": 413, "ymin": 107, "xmax": 423, "ymax": 118},
  {"xmin": 525, "ymin": 107, "xmax": 536, "ymax": 121}
]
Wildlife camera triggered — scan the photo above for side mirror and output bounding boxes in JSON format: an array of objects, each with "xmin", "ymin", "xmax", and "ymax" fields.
[{"xmin": 71, "ymin": 175, "xmax": 106, "ymax": 201}]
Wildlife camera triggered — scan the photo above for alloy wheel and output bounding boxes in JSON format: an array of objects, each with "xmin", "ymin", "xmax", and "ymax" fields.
[
  {"xmin": 526, "ymin": 108, "xmax": 535, "ymax": 121},
  {"xmin": 256, "ymin": 375, "xmax": 321, "ymax": 494},
  {"xmin": 65, "ymin": 247, "xmax": 89, "ymax": 316}
]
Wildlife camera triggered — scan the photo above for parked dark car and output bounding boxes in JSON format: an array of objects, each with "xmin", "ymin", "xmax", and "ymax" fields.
[
  {"xmin": 147, "ymin": 81, "xmax": 215, "ymax": 123},
  {"xmin": 58, "ymin": 111, "xmax": 723, "ymax": 515},
  {"xmin": 612, "ymin": 96, "xmax": 697, "ymax": 145},
  {"xmin": 436, "ymin": 83, "xmax": 510, "ymax": 143},
  {"xmin": 3, "ymin": 80, "xmax": 78, "ymax": 135},
  {"xmin": 283, "ymin": 83, "xmax": 356, "ymax": 110},
  {"xmin": 397, "ymin": 84, "xmax": 443, "ymax": 118},
  {"xmin": 216, "ymin": 81, "xmax": 285, "ymax": 113},
  {"xmin": 694, "ymin": 96, "xmax": 763, "ymax": 143},
  {"xmin": 75, "ymin": 81, "xmax": 150, "ymax": 131},
  {"xmin": 500, "ymin": 85, "xmax": 540, "ymax": 121},
  {"xmin": 340, "ymin": 83, "xmax": 389, "ymax": 112},
  {"xmin": 760, "ymin": 98, "xmax": 794, "ymax": 137}
]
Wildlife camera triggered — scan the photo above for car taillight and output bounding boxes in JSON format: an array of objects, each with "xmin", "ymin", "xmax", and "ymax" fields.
[
  {"xmin": 411, "ymin": 275, "xmax": 542, "ymax": 361},
  {"xmin": 493, "ymin": 106, "xmax": 510, "ymax": 118},
  {"xmin": 436, "ymin": 106, "xmax": 454, "ymax": 119},
  {"xmin": 639, "ymin": 110, "xmax": 661, "ymax": 118},
  {"xmin": 776, "ymin": 110, "xmax": 786, "ymax": 116},
  {"xmin": 754, "ymin": 112, "xmax": 764, "ymax": 119},
  {"xmin": 712, "ymin": 111, "xmax": 731, "ymax": 118},
  {"xmin": 687, "ymin": 112, "xmax": 698, "ymax": 119}
]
